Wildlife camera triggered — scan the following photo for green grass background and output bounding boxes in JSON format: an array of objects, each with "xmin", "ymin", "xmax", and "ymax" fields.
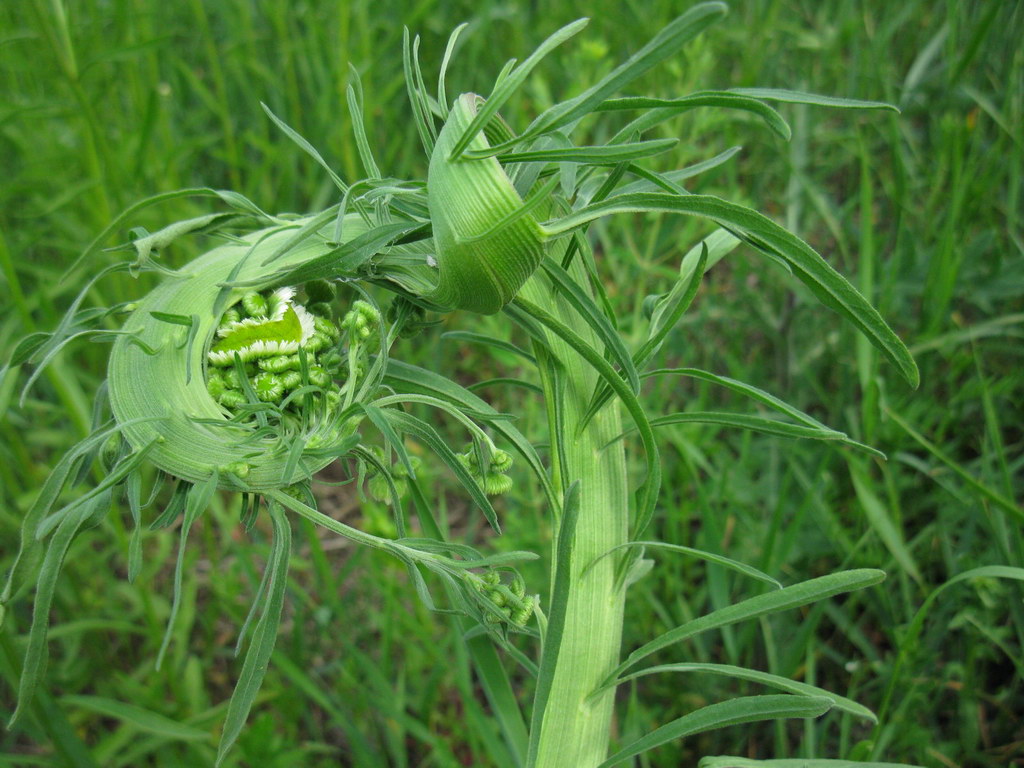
[{"xmin": 1, "ymin": 0, "xmax": 1021, "ymax": 766}]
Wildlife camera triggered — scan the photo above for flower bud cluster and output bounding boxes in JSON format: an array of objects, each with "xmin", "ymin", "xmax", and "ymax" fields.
[
  {"xmin": 206, "ymin": 285, "xmax": 342, "ymax": 419},
  {"xmin": 386, "ymin": 297, "xmax": 438, "ymax": 339},
  {"xmin": 457, "ymin": 447, "xmax": 514, "ymax": 496},
  {"xmin": 366, "ymin": 447, "xmax": 422, "ymax": 504},
  {"xmin": 342, "ymin": 300, "xmax": 382, "ymax": 342},
  {"xmin": 476, "ymin": 571, "xmax": 534, "ymax": 626}
]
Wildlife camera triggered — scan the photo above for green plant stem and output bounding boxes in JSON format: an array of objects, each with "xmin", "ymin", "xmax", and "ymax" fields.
[{"xmin": 519, "ymin": 269, "xmax": 630, "ymax": 768}]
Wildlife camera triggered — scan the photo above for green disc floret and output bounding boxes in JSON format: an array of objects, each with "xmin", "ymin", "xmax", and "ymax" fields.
[
  {"xmin": 304, "ymin": 279, "xmax": 336, "ymax": 304},
  {"xmin": 258, "ymin": 354, "xmax": 300, "ymax": 373},
  {"xmin": 475, "ymin": 571, "xmax": 534, "ymax": 627},
  {"xmin": 366, "ymin": 447, "xmax": 422, "ymax": 504},
  {"xmin": 206, "ymin": 285, "xmax": 346, "ymax": 421},
  {"xmin": 241, "ymin": 292, "xmax": 268, "ymax": 317},
  {"xmin": 343, "ymin": 300, "xmax": 381, "ymax": 340},
  {"xmin": 254, "ymin": 372, "xmax": 285, "ymax": 402},
  {"xmin": 457, "ymin": 447, "xmax": 514, "ymax": 496}
]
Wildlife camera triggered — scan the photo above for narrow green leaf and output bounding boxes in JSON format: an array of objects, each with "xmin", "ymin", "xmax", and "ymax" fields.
[
  {"xmin": 448, "ymin": 18, "xmax": 589, "ymax": 160},
  {"xmin": 37, "ymin": 438, "xmax": 159, "ymax": 539},
  {"xmin": 605, "ymin": 570, "xmax": 885, "ymax": 686},
  {"xmin": 643, "ymin": 244, "xmax": 711, "ymax": 356},
  {"xmin": 490, "ymin": 3, "xmax": 729, "ymax": 156},
  {"xmin": 257, "ymin": 204, "xmax": 340, "ymax": 267},
  {"xmin": 216, "ymin": 501, "xmax": 291, "ymax": 766},
  {"xmin": 361, "ymin": 403, "xmax": 416, "ymax": 480},
  {"xmin": 62, "ymin": 187, "xmax": 264, "ymax": 278},
  {"xmin": 539, "ymin": 257, "xmax": 640, "ymax": 393},
  {"xmin": 149, "ymin": 480, "xmax": 189, "ymax": 530},
  {"xmin": 509, "ymin": 297, "xmax": 661, "ymax": 536},
  {"xmin": 437, "ymin": 22, "xmax": 470, "ymax": 117},
  {"xmin": 648, "ymin": 368, "xmax": 826, "ymax": 429},
  {"xmin": 525, "ymin": 481, "xmax": 581, "ymax": 766},
  {"xmin": 234, "ymin": 548, "xmax": 273, "ymax": 657},
  {"xmin": 345, "ymin": 66, "xmax": 382, "ymax": 180},
  {"xmin": 467, "ymin": 377, "xmax": 544, "ymax": 395},
  {"xmin": 261, "ymin": 102, "xmax": 347, "ymax": 191},
  {"xmin": 700, "ymin": 759, "xmax": 918, "ymax": 768},
  {"xmin": 385, "ymin": 410, "xmax": 502, "ymax": 533},
  {"xmin": 465, "ymin": 632, "xmax": 529, "ymax": 765},
  {"xmin": 586, "ymin": 541, "xmax": 782, "ymax": 590},
  {"xmin": 728, "ymin": 87, "xmax": 900, "ymax": 112},
  {"xmin": 581, "ymin": 231, "xmax": 734, "ymax": 428},
  {"xmin": 254, "ymin": 221, "xmax": 427, "ymax": 287},
  {"xmin": 615, "ymin": 663, "xmax": 876, "ymax": 722},
  {"xmin": 646, "ymin": 369, "xmax": 885, "ymax": 458},
  {"xmin": 543, "ymin": 193, "xmax": 920, "ymax": 388},
  {"xmin": 280, "ymin": 435, "xmax": 307, "ymax": 487},
  {"xmin": 494, "ymin": 138, "xmax": 678, "ymax": 165},
  {"xmin": 20, "ymin": 263, "xmax": 129, "ymax": 404},
  {"xmin": 849, "ymin": 460, "xmax": 923, "ymax": 583},
  {"xmin": 384, "ymin": 359, "xmax": 558, "ymax": 510},
  {"xmin": 156, "ymin": 471, "xmax": 219, "ymax": 670},
  {"xmin": 129, "ymin": 213, "xmax": 247, "ymax": 264},
  {"xmin": 597, "ymin": 695, "xmax": 833, "ymax": 768},
  {"xmin": 61, "ymin": 695, "xmax": 211, "ymax": 741},
  {"xmin": 403, "ymin": 29, "xmax": 437, "ymax": 154},
  {"xmin": 636, "ymin": 411, "xmax": 848, "ymax": 442},
  {"xmin": 608, "ymin": 147, "xmax": 742, "ymax": 198},
  {"xmin": 5, "ymin": 331, "xmax": 49, "ymax": 367},
  {"xmin": 442, "ymin": 331, "xmax": 537, "ymax": 364},
  {"xmin": 1, "ymin": 419, "xmax": 156, "ymax": 611},
  {"xmin": 125, "ymin": 471, "xmax": 143, "ymax": 583},
  {"xmin": 9, "ymin": 491, "xmax": 111, "ymax": 729},
  {"xmin": 598, "ymin": 93, "xmax": 791, "ymax": 140}
]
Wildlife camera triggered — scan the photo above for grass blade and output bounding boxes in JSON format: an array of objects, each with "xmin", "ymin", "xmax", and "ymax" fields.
[
  {"xmin": 61, "ymin": 695, "xmax": 211, "ymax": 741},
  {"xmin": 884, "ymin": 406, "xmax": 1021, "ymax": 520},
  {"xmin": 849, "ymin": 459, "xmax": 923, "ymax": 583}
]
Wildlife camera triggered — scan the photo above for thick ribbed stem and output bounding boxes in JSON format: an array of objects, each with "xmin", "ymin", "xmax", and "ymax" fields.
[{"xmin": 520, "ymin": 269, "xmax": 629, "ymax": 768}]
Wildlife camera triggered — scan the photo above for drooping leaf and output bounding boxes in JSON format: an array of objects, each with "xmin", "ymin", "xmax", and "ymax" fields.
[
  {"xmin": 603, "ymin": 569, "xmax": 885, "ymax": 687},
  {"xmin": 614, "ymin": 662, "xmax": 876, "ymax": 722},
  {"xmin": 597, "ymin": 695, "xmax": 833, "ymax": 768},
  {"xmin": 216, "ymin": 501, "xmax": 291, "ymax": 766},
  {"xmin": 9, "ymin": 491, "xmax": 112, "ymax": 728},
  {"xmin": 543, "ymin": 193, "xmax": 919, "ymax": 388}
]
